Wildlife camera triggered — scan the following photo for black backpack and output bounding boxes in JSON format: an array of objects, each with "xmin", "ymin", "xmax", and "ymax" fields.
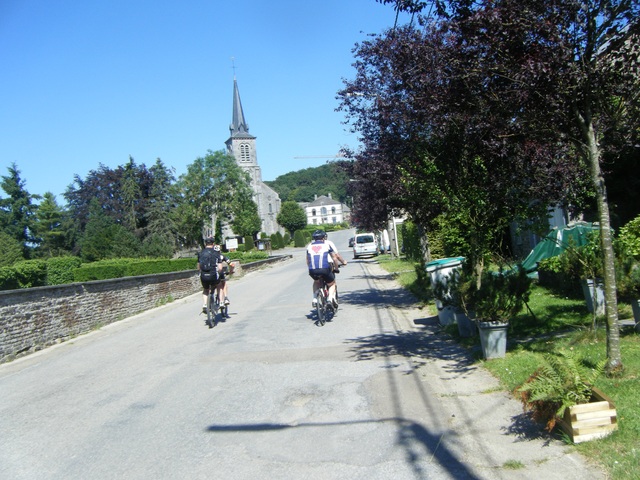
[{"xmin": 199, "ymin": 249, "xmax": 218, "ymax": 274}]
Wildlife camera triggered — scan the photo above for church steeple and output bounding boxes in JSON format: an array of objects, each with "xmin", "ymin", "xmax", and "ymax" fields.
[{"xmin": 229, "ymin": 77, "xmax": 254, "ymax": 139}]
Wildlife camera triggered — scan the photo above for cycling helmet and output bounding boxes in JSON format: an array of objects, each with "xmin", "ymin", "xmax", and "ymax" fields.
[
  {"xmin": 312, "ymin": 229, "xmax": 327, "ymax": 240},
  {"xmin": 213, "ymin": 245, "xmax": 221, "ymax": 251},
  {"xmin": 205, "ymin": 237, "xmax": 215, "ymax": 245}
]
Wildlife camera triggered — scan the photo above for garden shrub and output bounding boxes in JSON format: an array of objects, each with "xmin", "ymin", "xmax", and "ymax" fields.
[
  {"xmin": 13, "ymin": 260, "xmax": 48, "ymax": 288},
  {"xmin": 46, "ymin": 256, "xmax": 83, "ymax": 285},
  {"xmin": 617, "ymin": 214, "xmax": 640, "ymax": 260},
  {"xmin": 243, "ymin": 236, "xmax": 254, "ymax": 251},
  {"xmin": 0, "ymin": 266, "xmax": 19, "ymax": 290},
  {"xmin": 270, "ymin": 233, "xmax": 280, "ymax": 250},
  {"xmin": 294, "ymin": 230, "xmax": 306, "ymax": 247}
]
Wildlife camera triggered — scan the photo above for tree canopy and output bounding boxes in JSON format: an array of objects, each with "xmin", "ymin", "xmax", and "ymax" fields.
[
  {"xmin": 340, "ymin": 0, "xmax": 639, "ymax": 371},
  {"xmin": 265, "ymin": 163, "xmax": 350, "ymax": 203}
]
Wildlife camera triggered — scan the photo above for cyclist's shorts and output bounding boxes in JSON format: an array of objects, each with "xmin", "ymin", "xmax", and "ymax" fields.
[
  {"xmin": 309, "ymin": 267, "xmax": 335, "ymax": 283},
  {"xmin": 200, "ymin": 273, "xmax": 221, "ymax": 289}
]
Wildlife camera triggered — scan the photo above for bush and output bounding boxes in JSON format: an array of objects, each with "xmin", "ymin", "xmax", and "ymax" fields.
[
  {"xmin": 401, "ymin": 221, "xmax": 422, "ymax": 262},
  {"xmin": 73, "ymin": 258, "xmax": 196, "ymax": 282},
  {"xmin": 0, "ymin": 266, "xmax": 18, "ymax": 290},
  {"xmin": 294, "ymin": 230, "xmax": 307, "ymax": 247},
  {"xmin": 46, "ymin": 256, "xmax": 83, "ymax": 285},
  {"xmin": 270, "ymin": 233, "xmax": 280, "ymax": 250},
  {"xmin": 537, "ymin": 233, "xmax": 602, "ymax": 296},
  {"xmin": 13, "ymin": 260, "xmax": 48, "ymax": 288},
  {"xmin": 617, "ymin": 214, "xmax": 640, "ymax": 260},
  {"xmin": 244, "ymin": 236, "xmax": 254, "ymax": 251}
]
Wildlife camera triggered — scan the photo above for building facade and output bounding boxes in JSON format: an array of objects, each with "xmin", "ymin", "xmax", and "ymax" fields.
[
  {"xmin": 301, "ymin": 194, "xmax": 350, "ymax": 225},
  {"xmin": 224, "ymin": 78, "xmax": 282, "ymax": 237}
]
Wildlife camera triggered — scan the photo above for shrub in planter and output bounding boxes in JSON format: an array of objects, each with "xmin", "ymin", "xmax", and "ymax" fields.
[
  {"xmin": 469, "ymin": 266, "xmax": 532, "ymax": 323},
  {"xmin": 516, "ymin": 350, "xmax": 607, "ymax": 433}
]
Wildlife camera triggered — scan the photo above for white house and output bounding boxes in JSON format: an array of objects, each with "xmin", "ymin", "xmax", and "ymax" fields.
[{"xmin": 302, "ymin": 194, "xmax": 350, "ymax": 225}]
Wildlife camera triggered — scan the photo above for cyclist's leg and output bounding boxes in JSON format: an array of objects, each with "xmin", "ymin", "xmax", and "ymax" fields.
[
  {"xmin": 220, "ymin": 278, "xmax": 230, "ymax": 304},
  {"xmin": 309, "ymin": 270, "xmax": 321, "ymax": 306},
  {"xmin": 322, "ymin": 270, "xmax": 337, "ymax": 305},
  {"xmin": 201, "ymin": 278, "xmax": 209, "ymax": 313}
]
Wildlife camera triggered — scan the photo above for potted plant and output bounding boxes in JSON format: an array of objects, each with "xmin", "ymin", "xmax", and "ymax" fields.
[
  {"xmin": 516, "ymin": 350, "xmax": 616, "ymax": 443},
  {"xmin": 616, "ymin": 214, "xmax": 640, "ymax": 329},
  {"xmin": 566, "ymin": 232, "xmax": 605, "ymax": 317},
  {"xmin": 466, "ymin": 265, "xmax": 532, "ymax": 359},
  {"xmin": 616, "ymin": 258, "xmax": 640, "ymax": 329}
]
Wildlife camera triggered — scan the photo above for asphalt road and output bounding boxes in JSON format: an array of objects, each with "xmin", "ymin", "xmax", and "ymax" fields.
[{"xmin": 0, "ymin": 229, "xmax": 604, "ymax": 480}]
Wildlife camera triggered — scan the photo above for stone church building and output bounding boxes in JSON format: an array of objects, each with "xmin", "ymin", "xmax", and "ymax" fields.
[{"xmin": 224, "ymin": 78, "xmax": 282, "ymax": 237}]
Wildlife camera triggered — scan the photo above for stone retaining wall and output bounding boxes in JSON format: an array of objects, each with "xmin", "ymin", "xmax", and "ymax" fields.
[{"xmin": 0, "ymin": 255, "xmax": 291, "ymax": 363}]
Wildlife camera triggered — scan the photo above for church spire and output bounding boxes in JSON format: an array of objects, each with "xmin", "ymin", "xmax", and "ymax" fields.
[{"xmin": 229, "ymin": 77, "xmax": 254, "ymax": 138}]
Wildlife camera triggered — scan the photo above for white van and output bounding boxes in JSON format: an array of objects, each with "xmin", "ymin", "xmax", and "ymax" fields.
[{"xmin": 352, "ymin": 232, "xmax": 378, "ymax": 259}]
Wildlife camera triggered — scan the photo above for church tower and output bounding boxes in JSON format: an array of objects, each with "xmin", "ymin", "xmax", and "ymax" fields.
[{"xmin": 225, "ymin": 77, "xmax": 282, "ymax": 236}]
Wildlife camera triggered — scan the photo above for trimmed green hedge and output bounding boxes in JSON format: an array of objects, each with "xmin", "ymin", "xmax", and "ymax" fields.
[
  {"xmin": 0, "ymin": 251, "xmax": 271, "ymax": 290},
  {"xmin": 47, "ymin": 256, "xmax": 83, "ymax": 285}
]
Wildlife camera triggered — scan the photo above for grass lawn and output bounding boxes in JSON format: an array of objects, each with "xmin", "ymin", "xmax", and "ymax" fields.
[{"xmin": 377, "ymin": 254, "xmax": 640, "ymax": 479}]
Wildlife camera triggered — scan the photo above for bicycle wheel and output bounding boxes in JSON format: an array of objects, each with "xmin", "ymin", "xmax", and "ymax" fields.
[{"xmin": 315, "ymin": 290, "xmax": 326, "ymax": 326}]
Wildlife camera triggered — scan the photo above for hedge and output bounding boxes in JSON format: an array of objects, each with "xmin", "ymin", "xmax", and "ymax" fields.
[{"xmin": 0, "ymin": 251, "xmax": 271, "ymax": 290}]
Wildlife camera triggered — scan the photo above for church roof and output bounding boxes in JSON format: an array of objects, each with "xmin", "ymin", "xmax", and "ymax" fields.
[{"xmin": 229, "ymin": 77, "xmax": 255, "ymax": 139}]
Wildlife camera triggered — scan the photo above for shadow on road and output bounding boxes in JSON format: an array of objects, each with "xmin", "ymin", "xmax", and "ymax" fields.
[{"xmin": 205, "ymin": 416, "xmax": 483, "ymax": 480}]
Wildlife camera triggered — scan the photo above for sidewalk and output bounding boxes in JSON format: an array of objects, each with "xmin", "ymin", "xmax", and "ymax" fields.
[{"xmin": 363, "ymin": 259, "xmax": 608, "ymax": 480}]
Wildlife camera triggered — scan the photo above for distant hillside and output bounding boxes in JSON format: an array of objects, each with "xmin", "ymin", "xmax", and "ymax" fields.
[{"xmin": 265, "ymin": 163, "xmax": 350, "ymax": 203}]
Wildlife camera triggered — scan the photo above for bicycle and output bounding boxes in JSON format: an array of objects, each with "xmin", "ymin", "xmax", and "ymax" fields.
[
  {"xmin": 315, "ymin": 265, "xmax": 343, "ymax": 326},
  {"xmin": 206, "ymin": 285, "xmax": 221, "ymax": 328}
]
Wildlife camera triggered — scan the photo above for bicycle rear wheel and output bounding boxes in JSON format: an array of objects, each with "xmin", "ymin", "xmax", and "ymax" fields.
[
  {"xmin": 207, "ymin": 293, "xmax": 215, "ymax": 327},
  {"xmin": 315, "ymin": 290, "xmax": 326, "ymax": 326}
]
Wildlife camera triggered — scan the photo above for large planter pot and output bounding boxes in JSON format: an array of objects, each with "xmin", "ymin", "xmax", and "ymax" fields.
[
  {"xmin": 437, "ymin": 304, "xmax": 456, "ymax": 326},
  {"xmin": 581, "ymin": 278, "xmax": 605, "ymax": 315},
  {"xmin": 477, "ymin": 321, "xmax": 508, "ymax": 359},
  {"xmin": 632, "ymin": 299, "xmax": 640, "ymax": 333},
  {"xmin": 556, "ymin": 387, "xmax": 618, "ymax": 443},
  {"xmin": 454, "ymin": 309, "xmax": 477, "ymax": 337}
]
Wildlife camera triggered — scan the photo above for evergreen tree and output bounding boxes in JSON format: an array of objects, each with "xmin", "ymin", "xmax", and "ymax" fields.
[
  {"xmin": 0, "ymin": 163, "xmax": 40, "ymax": 257},
  {"xmin": 0, "ymin": 231, "xmax": 24, "ymax": 267},
  {"xmin": 33, "ymin": 192, "xmax": 67, "ymax": 257}
]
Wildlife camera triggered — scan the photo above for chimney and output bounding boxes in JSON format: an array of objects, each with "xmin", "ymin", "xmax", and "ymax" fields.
[
  {"xmin": 328, "ymin": 193, "xmax": 332, "ymax": 199},
  {"xmin": 314, "ymin": 194, "xmax": 317, "ymax": 200}
]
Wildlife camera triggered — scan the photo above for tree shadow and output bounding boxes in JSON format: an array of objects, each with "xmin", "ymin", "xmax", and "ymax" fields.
[{"xmin": 206, "ymin": 416, "xmax": 483, "ymax": 480}]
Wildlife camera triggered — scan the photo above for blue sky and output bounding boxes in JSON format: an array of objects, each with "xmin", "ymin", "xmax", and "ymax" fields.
[{"xmin": 0, "ymin": 0, "xmax": 409, "ymax": 203}]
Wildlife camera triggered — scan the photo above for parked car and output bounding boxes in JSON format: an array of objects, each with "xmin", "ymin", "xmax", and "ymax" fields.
[{"xmin": 352, "ymin": 233, "xmax": 378, "ymax": 259}]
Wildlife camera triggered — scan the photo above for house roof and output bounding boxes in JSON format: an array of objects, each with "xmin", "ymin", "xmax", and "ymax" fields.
[{"xmin": 308, "ymin": 195, "xmax": 341, "ymax": 207}]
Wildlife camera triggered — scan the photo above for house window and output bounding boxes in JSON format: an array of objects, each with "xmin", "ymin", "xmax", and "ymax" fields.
[
  {"xmin": 331, "ymin": 207, "xmax": 336, "ymax": 214},
  {"xmin": 312, "ymin": 208, "xmax": 316, "ymax": 216},
  {"xmin": 269, "ymin": 203, "xmax": 272, "ymax": 213},
  {"xmin": 321, "ymin": 207, "xmax": 327, "ymax": 215},
  {"xmin": 332, "ymin": 217, "xmax": 337, "ymax": 224}
]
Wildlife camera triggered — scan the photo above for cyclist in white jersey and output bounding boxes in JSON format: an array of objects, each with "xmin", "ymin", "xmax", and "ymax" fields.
[{"xmin": 306, "ymin": 230, "xmax": 347, "ymax": 307}]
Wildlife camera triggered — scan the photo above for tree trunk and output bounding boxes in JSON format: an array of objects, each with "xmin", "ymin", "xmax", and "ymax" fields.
[
  {"xmin": 579, "ymin": 109, "xmax": 623, "ymax": 374},
  {"xmin": 418, "ymin": 223, "xmax": 431, "ymax": 263}
]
